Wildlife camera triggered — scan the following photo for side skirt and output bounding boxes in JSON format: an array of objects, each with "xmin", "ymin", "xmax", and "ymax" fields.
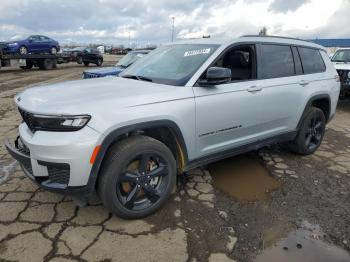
[{"xmin": 183, "ymin": 131, "xmax": 297, "ymax": 172}]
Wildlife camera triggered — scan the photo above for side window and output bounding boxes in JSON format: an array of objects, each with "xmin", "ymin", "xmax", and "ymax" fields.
[
  {"xmin": 260, "ymin": 44, "xmax": 295, "ymax": 79},
  {"xmin": 29, "ymin": 36, "xmax": 40, "ymax": 42},
  {"xmin": 298, "ymin": 47, "xmax": 326, "ymax": 74},
  {"xmin": 292, "ymin": 46, "xmax": 303, "ymax": 75},
  {"xmin": 209, "ymin": 44, "xmax": 256, "ymax": 82},
  {"xmin": 40, "ymin": 36, "xmax": 49, "ymax": 41}
]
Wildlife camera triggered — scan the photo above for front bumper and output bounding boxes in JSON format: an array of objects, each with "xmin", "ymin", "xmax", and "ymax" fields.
[{"xmin": 4, "ymin": 123, "xmax": 102, "ymax": 196}]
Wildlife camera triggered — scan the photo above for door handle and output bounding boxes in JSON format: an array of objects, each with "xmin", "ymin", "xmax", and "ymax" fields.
[
  {"xmin": 299, "ymin": 80, "xmax": 310, "ymax": 86},
  {"xmin": 247, "ymin": 86, "xmax": 262, "ymax": 93}
]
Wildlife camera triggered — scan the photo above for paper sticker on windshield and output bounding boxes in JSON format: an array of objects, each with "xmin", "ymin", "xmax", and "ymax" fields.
[{"xmin": 184, "ymin": 48, "xmax": 211, "ymax": 57}]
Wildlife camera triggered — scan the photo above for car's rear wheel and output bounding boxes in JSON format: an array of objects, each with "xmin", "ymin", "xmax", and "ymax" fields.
[
  {"xmin": 38, "ymin": 58, "xmax": 56, "ymax": 70},
  {"xmin": 83, "ymin": 61, "xmax": 89, "ymax": 66},
  {"xmin": 96, "ymin": 58, "xmax": 102, "ymax": 66},
  {"xmin": 98, "ymin": 136, "xmax": 176, "ymax": 219},
  {"xmin": 289, "ymin": 107, "xmax": 326, "ymax": 155},
  {"xmin": 50, "ymin": 47, "xmax": 58, "ymax": 54},
  {"xmin": 19, "ymin": 46, "xmax": 28, "ymax": 55}
]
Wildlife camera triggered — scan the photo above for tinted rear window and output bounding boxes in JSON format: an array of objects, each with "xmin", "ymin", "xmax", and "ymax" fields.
[
  {"xmin": 298, "ymin": 47, "xmax": 326, "ymax": 74},
  {"xmin": 261, "ymin": 44, "xmax": 295, "ymax": 79}
]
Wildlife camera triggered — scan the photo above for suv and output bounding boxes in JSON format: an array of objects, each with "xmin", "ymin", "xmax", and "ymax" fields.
[
  {"xmin": 331, "ymin": 48, "xmax": 350, "ymax": 98},
  {"xmin": 82, "ymin": 50, "xmax": 150, "ymax": 79},
  {"xmin": 5, "ymin": 36, "xmax": 340, "ymax": 219},
  {"xmin": 74, "ymin": 47, "xmax": 103, "ymax": 66}
]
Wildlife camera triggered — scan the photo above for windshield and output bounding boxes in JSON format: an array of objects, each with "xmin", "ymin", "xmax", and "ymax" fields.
[
  {"xmin": 120, "ymin": 44, "xmax": 219, "ymax": 86},
  {"xmin": 332, "ymin": 50, "xmax": 350, "ymax": 62},
  {"xmin": 116, "ymin": 52, "xmax": 147, "ymax": 68}
]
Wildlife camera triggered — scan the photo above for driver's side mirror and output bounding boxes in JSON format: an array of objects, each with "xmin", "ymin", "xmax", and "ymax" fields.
[{"xmin": 198, "ymin": 67, "xmax": 231, "ymax": 86}]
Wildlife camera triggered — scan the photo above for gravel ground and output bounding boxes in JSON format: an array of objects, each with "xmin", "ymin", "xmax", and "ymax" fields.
[{"xmin": 0, "ymin": 58, "xmax": 349, "ymax": 261}]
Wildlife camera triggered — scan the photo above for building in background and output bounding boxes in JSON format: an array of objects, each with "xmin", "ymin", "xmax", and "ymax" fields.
[{"xmin": 309, "ymin": 39, "xmax": 350, "ymax": 55}]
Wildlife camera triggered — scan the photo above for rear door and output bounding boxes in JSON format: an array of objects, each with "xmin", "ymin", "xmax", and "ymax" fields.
[{"xmin": 254, "ymin": 43, "xmax": 306, "ymax": 134}]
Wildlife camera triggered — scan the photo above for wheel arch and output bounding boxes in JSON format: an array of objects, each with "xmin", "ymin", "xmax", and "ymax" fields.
[
  {"xmin": 298, "ymin": 94, "xmax": 331, "ymax": 129},
  {"xmin": 87, "ymin": 120, "xmax": 189, "ymax": 192}
]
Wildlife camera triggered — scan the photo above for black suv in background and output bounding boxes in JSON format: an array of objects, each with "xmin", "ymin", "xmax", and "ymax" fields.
[{"xmin": 70, "ymin": 47, "xmax": 103, "ymax": 66}]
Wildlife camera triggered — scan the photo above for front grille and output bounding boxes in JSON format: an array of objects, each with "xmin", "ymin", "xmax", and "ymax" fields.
[
  {"xmin": 18, "ymin": 108, "xmax": 36, "ymax": 133},
  {"xmin": 337, "ymin": 69, "xmax": 350, "ymax": 83},
  {"xmin": 84, "ymin": 73, "xmax": 101, "ymax": 79}
]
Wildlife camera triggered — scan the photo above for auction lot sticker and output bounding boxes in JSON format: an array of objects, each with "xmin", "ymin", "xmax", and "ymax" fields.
[{"xmin": 184, "ymin": 48, "xmax": 211, "ymax": 57}]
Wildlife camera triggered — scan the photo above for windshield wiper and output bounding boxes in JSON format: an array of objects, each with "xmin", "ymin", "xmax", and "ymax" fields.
[{"xmin": 122, "ymin": 75, "xmax": 153, "ymax": 82}]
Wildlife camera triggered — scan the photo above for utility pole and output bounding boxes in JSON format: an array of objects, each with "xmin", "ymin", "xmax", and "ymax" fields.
[
  {"xmin": 128, "ymin": 31, "xmax": 131, "ymax": 48},
  {"xmin": 171, "ymin": 17, "xmax": 175, "ymax": 42}
]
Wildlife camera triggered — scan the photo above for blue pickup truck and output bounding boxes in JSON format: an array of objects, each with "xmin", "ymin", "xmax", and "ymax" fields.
[{"xmin": 82, "ymin": 50, "xmax": 150, "ymax": 79}]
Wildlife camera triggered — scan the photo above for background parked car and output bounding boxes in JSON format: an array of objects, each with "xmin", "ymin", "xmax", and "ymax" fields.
[
  {"xmin": 82, "ymin": 50, "xmax": 150, "ymax": 79},
  {"xmin": 69, "ymin": 47, "xmax": 103, "ymax": 66},
  {"xmin": 3, "ymin": 35, "xmax": 60, "ymax": 55}
]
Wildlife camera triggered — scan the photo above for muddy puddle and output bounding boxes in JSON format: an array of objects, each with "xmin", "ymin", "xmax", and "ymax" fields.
[
  {"xmin": 209, "ymin": 154, "xmax": 280, "ymax": 201},
  {"xmin": 255, "ymin": 221, "xmax": 350, "ymax": 262}
]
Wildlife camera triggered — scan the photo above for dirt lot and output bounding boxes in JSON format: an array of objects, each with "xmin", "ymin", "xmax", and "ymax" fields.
[{"xmin": 0, "ymin": 57, "xmax": 349, "ymax": 262}]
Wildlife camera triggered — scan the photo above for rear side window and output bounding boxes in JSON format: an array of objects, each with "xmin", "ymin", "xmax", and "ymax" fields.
[
  {"xmin": 261, "ymin": 44, "xmax": 295, "ymax": 78},
  {"xmin": 298, "ymin": 47, "xmax": 326, "ymax": 74}
]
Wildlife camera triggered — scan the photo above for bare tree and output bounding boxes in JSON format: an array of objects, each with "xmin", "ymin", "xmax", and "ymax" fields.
[{"xmin": 259, "ymin": 27, "xmax": 268, "ymax": 36}]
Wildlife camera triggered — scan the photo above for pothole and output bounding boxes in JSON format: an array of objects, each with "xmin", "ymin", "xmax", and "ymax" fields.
[
  {"xmin": 209, "ymin": 154, "xmax": 280, "ymax": 201},
  {"xmin": 255, "ymin": 221, "xmax": 350, "ymax": 262}
]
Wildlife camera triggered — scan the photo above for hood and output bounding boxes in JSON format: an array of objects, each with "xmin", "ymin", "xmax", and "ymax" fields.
[
  {"xmin": 333, "ymin": 62, "xmax": 350, "ymax": 71},
  {"xmin": 5, "ymin": 40, "xmax": 24, "ymax": 45},
  {"xmin": 15, "ymin": 77, "xmax": 187, "ymax": 115},
  {"xmin": 84, "ymin": 66, "xmax": 122, "ymax": 75}
]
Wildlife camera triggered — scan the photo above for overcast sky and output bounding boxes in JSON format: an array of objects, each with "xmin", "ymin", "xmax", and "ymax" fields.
[{"xmin": 0, "ymin": 0, "xmax": 349, "ymax": 46}]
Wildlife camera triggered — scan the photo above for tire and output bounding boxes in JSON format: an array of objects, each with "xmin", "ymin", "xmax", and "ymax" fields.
[
  {"xmin": 39, "ymin": 58, "xmax": 54, "ymax": 70},
  {"xmin": 50, "ymin": 47, "xmax": 58, "ymax": 55},
  {"xmin": 98, "ymin": 135, "xmax": 177, "ymax": 219},
  {"xmin": 20, "ymin": 61, "xmax": 33, "ymax": 70},
  {"xmin": 96, "ymin": 58, "xmax": 102, "ymax": 66},
  {"xmin": 83, "ymin": 61, "xmax": 89, "ymax": 66},
  {"xmin": 76, "ymin": 56, "xmax": 83, "ymax": 64},
  {"xmin": 19, "ymin": 46, "xmax": 28, "ymax": 55},
  {"xmin": 289, "ymin": 107, "xmax": 326, "ymax": 155}
]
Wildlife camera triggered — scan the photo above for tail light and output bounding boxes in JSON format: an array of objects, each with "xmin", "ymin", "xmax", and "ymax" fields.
[{"xmin": 335, "ymin": 75, "xmax": 340, "ymax": 82}]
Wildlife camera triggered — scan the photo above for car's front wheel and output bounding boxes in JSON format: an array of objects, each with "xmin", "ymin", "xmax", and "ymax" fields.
[
  {"xmin": 96, "ymin": 58, "xmax": 102, "ymax": 66},
  {"xmin": 76, "ymin": 56, "xmax": 83, "ymax": 64},
  {"xmin": 290, "ymin": 107, "xmax": 326, "ymax": 155},
  {"xmin": 98, "ymin": 136, "xmax": 176, "ymax": 219},
  {"xmin": 19, "ymin": 46, "xmax": 28, "ymax": 55}
]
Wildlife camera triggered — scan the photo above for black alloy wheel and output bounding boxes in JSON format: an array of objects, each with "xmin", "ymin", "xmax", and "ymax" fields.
[
  {"xmin": 98, "ymin": 136, "xmax": 176, "ymax": 219},
  {"xmin": 289, "ymin": 107, "xmax": 326, "ymax": 155},
  {"xmin": 117, "ymin": 153, "xmax": 169, "ymax": 211},
  {"xmin": 304, "ymin": 114, "xmax": 324, "ymax": 151}
]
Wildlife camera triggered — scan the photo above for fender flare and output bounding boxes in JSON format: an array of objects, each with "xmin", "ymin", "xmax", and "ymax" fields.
[
  {"xmin": 85, "ymin": 120, "xmax": 189, "ymax": 194},
  {"xmin": 297, "ymin": 94, "xmax": 331, "ymax": 129}
]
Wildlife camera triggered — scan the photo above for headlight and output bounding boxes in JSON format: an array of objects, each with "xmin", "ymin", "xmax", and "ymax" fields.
[
  {"xmin": 19, "ymin": 109, "xmax": 91, "ymax": 132},
  {"xmin": 33, "ymin": 114, "xmax": 91, "ymax": 131},
  {"xmin": 8, "ymin": 43, "xmax": 18, "ymax": 46},
  {"xmin": 347, "ymin": 72, "xmax": 350, "ymax": 79}
]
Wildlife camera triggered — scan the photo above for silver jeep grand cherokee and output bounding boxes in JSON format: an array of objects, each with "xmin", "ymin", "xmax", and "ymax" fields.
[{"xmin": 5, "ymin": 36, "xmax": 340, "ymax": 219}]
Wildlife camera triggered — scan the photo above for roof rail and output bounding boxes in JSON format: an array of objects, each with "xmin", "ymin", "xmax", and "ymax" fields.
[{"xmin": 240, "ymin": 35, "xmax": 304, "ymax": 41}]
